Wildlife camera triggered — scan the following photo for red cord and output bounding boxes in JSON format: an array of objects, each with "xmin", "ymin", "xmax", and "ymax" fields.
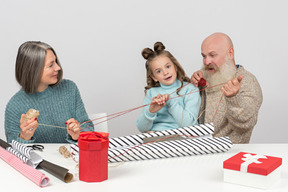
[{"xmin": 81, "ymin": 82, "xmax": 226, "ymax": 131}]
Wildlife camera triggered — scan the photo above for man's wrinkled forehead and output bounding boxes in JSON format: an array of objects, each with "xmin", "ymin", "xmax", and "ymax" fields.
[{"xmin": 201, "ymin": 37, "xmax": 227, "ymax": 55}]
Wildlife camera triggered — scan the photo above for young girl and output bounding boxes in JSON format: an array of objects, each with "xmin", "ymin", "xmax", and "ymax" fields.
[
  {"xmin": 136, "ymin": 42, "xmax": 201, "ymax": 132},
  {"xmin": 5, "ymin": 41, "xmax": 94, "ymax": 143}
]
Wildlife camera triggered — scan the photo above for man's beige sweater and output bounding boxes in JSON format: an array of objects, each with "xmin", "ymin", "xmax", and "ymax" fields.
[{"xmin": 199, "ymin": 66, "xmax": 263, "ymax": 143}]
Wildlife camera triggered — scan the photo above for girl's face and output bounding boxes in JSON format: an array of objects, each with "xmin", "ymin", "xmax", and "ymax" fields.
[
  {"xmin": 150, "ymin": 55, "xmax": 177, "ymax": 85},
  {"xmin": 38, "ymin": 49, "xmax": 61, "ymax": 92}
]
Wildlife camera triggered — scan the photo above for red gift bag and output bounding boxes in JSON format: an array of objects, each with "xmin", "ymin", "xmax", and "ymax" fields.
[{"xmin": 78, "ymin": 132, "xmax": 109, "ymax": 182}]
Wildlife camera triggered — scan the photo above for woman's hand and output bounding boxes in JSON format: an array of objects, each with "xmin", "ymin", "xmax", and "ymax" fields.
[
  {"xmin": 149, "ymin": 94, "xmax": 169, "ymax": 113},
  {"xmin": 19, "ymin": 114, "xmax": 38, "ymax": 140},
  {"xmin": 66, "ymin": 118, "xmax": 81, "ymax": 140}
]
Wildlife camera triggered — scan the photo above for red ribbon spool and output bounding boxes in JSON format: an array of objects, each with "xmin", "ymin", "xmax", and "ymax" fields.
[{"xmin": 198, "ymin": 78, "xmax": 207, "ymax": 87}]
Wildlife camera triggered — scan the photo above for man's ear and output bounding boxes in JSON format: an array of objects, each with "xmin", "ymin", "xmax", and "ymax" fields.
[{"xmin": 228, "ymin": 47, "xmax": 234, "ymax": 60}]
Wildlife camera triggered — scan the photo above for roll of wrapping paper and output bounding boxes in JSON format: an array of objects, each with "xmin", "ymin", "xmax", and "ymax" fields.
[
  {"xmin": 0, "ymin": 138, "xmax": 10, "ymax": 149},
  {"xmin": 0, "ymin": 145, "xmax": 49, "ymax": 187},
  {"xmin": 38, "ymin": 160, "xmax": 73, "ymax": 183},
  {"xmin": 0, "ymin": 139, "xmax": 73, "ymax": 183}
]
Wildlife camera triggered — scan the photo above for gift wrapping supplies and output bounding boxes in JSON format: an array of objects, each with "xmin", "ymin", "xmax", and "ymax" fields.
[
  {"xmin": 71, "ymin": 123, "xmax": 233, "ymax": 163},
  {"xmin": 0, "ymin": 138, "xmax": 73, "ymax": 187},
  {"xmin": 0, "ymin": 140, "xmax": 49, "ymax": 187}
]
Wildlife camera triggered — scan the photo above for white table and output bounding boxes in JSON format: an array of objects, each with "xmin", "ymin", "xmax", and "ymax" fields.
[{"xmin": 1, "ymin": 144, "xmax": 287, "ymax": 192}]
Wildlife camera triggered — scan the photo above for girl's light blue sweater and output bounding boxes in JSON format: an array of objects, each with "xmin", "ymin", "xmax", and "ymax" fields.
[{"xmin": 136, "ymin": 80, "xmax": 201, "ymax": 132}]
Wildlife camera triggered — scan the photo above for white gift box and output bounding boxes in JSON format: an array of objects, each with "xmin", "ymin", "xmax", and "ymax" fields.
[{"xmin": 223, "ymin": 152, "xmax": 282, "ymax": 189}]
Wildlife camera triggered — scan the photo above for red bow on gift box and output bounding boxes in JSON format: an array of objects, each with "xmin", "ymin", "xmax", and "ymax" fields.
[
  {"xmin": 79, "ymin": 132, "xmax": 109, "ymax": 151},
  {"xmin": 79, "ymin": 132, "xmax": 109, "ymax": 141}
]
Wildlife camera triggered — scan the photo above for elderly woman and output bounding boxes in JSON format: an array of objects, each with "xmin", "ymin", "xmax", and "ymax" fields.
[{"xmin": 5, "ymin": 41, "xmax": 93, "ymax": 143}]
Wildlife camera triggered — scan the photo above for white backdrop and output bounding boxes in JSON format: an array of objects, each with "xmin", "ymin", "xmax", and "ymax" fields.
[{"xmin": 0, "ymin": 0, "xmax": 287, "ymax": 143}]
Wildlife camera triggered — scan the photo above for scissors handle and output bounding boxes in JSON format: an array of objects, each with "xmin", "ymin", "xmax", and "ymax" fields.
[{"xmin": 27, "ymin": 144, "xmax": 44, "ymax": 151}]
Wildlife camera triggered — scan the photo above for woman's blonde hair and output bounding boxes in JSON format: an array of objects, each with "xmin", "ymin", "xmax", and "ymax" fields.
[
  {"xmin": 142, "ymin": 42, "xmax": 190, "ymax": 94},
  {"xmin": 15, "ymin": 41, "xmax": 63, "ymax": 94}
]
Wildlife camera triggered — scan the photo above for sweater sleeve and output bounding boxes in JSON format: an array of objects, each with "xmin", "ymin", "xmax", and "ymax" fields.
[
  {"xmin": 136, "ymin": 90, "xmax": 156, "ymax": 133},
  {"xmin": 224, "ymin": 73, "xmax": 263, "ymax": 131},
  {"xmin": 65, "ymin": 81, "xmax": 94, "ymax": 143},
  {"xmin": 5, "ymin": 101, "xmax": 36, "ymax": 144},
  {"xmin": 167, "ymin": 84, "xmax": 201, "ymax": 127}
]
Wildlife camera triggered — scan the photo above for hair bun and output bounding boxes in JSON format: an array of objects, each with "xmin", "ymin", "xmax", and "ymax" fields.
[
  {"xmin": 154, "ymin": 42, "xmax": 165, "ymax": 53},
  {"xmin": 142, "ymin": 48, "xmax": 154, "ymax": 60}
]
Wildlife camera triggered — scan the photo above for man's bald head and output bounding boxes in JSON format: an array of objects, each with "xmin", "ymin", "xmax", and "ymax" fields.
[
  {"xmin": 201, "ymin": 32, "xmax": 235, "ymax": 68},
  {"xmin": 202, "ymin": 32, "xmax": 233, "ymax": 50}
]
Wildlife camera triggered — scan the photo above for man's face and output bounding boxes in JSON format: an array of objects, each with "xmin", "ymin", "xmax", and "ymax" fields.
[
  {"xmin": 201, "ymin": 38, "xmax": 228, "ymax": 75},
  {"xmin": 200, "ymin": 34, "xmax": 236, "ymax": 91},
  {"xmin": 201, "ymin": 55, "xmax": 236, "ymax": 92}
]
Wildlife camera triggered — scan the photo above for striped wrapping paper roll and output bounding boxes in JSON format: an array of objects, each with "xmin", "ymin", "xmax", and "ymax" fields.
[
  {"xmin": 6, "ymin": 140, "xmax": 43, "ymax": 168},
  {"xmin": 70, "ymin": 123, "xmax": 233, "ymax": 163},
  {"xmin": 108, "ymin": 136, "xmax": 232, "ymax": 163},
  {"xmin": 0, "ymin": 146, "xmax": 49, "ymax": 187},
  {"xmin": 7, "ymin": 147, "xmax": 29, "ymax": 163},
  {"xmin": 11, "ymin": 140, "xmax": 32, "ymax": 158},
  {"xmin": 109, "ymin": 123, "xmax": 215, "ymax": 149}
]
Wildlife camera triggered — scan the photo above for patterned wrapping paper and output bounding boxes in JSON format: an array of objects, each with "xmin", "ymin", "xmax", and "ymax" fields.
[
  {"xmin": 0, "ymin": 138, "xmax": 73, "ymax": 184},
  {"xmin": 109, "ymin": 123, "xmax": 215, "ymax": 149},
  {"xmin": 71, "ymin": 123, "xmax": 233, "ymax": 163},
  {"xmin": 7, "ymin": 140, "xmax": 43, "ymax": 168},
  {"xmin": 0, "ymin": 146, "xmax": 49, "ymax": 187},
  {"xmin": 108, "ymin": 136, "xmax": 232, "ymax": 162}
]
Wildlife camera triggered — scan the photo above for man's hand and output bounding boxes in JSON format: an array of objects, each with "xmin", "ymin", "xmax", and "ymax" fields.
[
  {"xmin": 191, "ymin": 70, "xmax": 208, "ymax": 87},
  {"xmin": 221, "ymin": 75, "xmax": 243, "ymax": 97}
]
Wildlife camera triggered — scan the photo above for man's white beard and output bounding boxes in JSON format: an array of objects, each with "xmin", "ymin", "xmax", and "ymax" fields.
[{"xmin": 201, "ymin": 57, "xmax": 236, "ymax": 92}]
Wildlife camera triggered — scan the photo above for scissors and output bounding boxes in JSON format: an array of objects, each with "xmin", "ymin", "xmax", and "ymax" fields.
[{"xmin": 27, "ymin": 144, "xmax": 44, "ymax": 152}]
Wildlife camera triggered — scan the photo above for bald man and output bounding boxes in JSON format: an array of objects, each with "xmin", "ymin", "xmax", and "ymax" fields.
[{"xmin": 191, "ymin": 33, "xmax": 263, "ymax": 143}]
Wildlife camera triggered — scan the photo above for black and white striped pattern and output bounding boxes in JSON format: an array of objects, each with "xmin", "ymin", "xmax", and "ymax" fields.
[
  {"xmin": 11, "ymin": 140, "xmax": 32, "ymax": 159},
  {"xmin": 70, "ymin": 144, "xmax": 79, "ymax": 163},
  {"xmin": 70, "ymin": 123, "xmax": 232, "ymax": 163},
  {"xmin": 7, "ymin": 147, "xmax": 29, "ymax": 163},
  {"xmin": 8, "ymin": 140, "xmax": 43, "ymax": 168},
  {"xmin": 109, "ymin": 123, "xmax": 215, "ymax": 149},
  {"xmin": 108, "ymin": 136, "xmax": 232, "ymax": 163}
]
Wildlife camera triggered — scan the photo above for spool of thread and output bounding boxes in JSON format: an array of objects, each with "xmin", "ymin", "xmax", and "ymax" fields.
[
  {"xmin": 23, "ymin": 109, "xmax": 39, "ymax": 123},
  {"xmin": 59, "ymin": 146, "xmax": 71, "ymax": 158}
]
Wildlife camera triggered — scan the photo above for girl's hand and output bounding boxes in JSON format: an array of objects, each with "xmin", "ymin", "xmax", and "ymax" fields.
[
  {"xmin": 19, "ymin": 114, "xmax": 38, "ymax": 140},
  {"xmin": 66, "ymin": 118, "xmax": 81, "ymax": 140},
  {"xmin": 149, "ymin": 94, "xmax": 169, "ymax": 113}
]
